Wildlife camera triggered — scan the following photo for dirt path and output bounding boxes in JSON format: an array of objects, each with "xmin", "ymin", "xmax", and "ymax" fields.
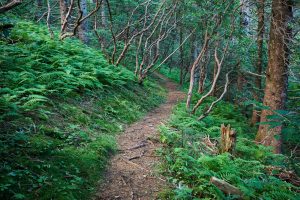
[{"xmin": 94, "ymin": 75, "xmax": 185, "ymax": 200}]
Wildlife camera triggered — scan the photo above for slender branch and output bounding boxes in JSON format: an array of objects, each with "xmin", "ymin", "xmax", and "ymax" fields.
[
  {"xmin": 115, "ymin": 0, "xmax": 166, "ymax": 66},
  {"xmin": 243, "ymin": 70, "xmax": 266, "ymax": 77},
  {"xmin": 0, "ymin": 0, "xmax": 22, "ymax": 13},
  {"xmin": 151, "ymin": 29, "xmax": 195, "ymax": 72},
  {"xmin": 186, "ymin": 30, "xmax": 210, "ymax": 110},
  {"xmin": 61, "ymin": 0, "xmax": 75, "ymax": 33},
  {"xmin": 135, "ymin": 0, "xmax": 152, "ymax": 74},
  {"xmin": 198, "ymin": 71, "xmax": 231, "ymax": 120},
  {"xmin": 137, "ymin": 4, "xmax": 177, "ymax": 80},
  {"xmin": 46, "ymin": 0, "xmax": 54, "ymax": 39},
  {"xmin": 61, "ymin": 0, "xmax": 102, "ymax": 40},
  {"xmin": 105, "ymin": 0, "xmax": 117, "ymax": 63}
]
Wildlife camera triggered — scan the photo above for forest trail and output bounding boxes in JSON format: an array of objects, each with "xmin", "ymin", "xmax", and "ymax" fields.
[{"xmin": 94, "ymin": 75, "xmax": 185, "ymax": 200}]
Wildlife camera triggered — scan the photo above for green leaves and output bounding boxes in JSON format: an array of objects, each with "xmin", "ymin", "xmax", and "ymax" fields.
[
  {"xmin": 0, "ymin": 18, "xmax": 166, "ymax": 200},
  {"xmin": 0, "ymin": 20, "xmax": 140, "ymax": 124},
  {"xmin": 159, "ymin": 99, "xmax": 299, "ymax": 199}
]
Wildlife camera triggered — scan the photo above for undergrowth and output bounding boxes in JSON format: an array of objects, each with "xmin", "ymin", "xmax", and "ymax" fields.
[
  {"xmin": 159, "ymin": 66, "xmax": 189, "ymax": 89},
  {"xmin": 0, "ymin": 19, "xmax": 165, "ymax": 199},
  {"xmin": 158, "ymin": 95, "xmax": 300, "ymax": 199}
]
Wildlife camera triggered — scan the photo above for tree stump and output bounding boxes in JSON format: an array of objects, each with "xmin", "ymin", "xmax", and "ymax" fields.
[{"xmin": 220, "ymin": 124, "xmax": 236, "ymax": 154}]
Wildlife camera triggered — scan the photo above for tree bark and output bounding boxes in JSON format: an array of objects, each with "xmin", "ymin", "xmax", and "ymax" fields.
[
  {"xmin": 211, "ymin": 39, "xmax": 219, "ymax": 97},
  {"xmin": 256, "ymin": 0, "xmax": 292, "ymax": 153},
  {"xmin": 210, "ymin": 177, "xmax": 243, "ymax": 197},
  {"xmin": 251, "ymin": 0, "xmax": 265, "ymax": 126},
  {"xmin": 59, "ymin": 0, "xmax": 68, "ymax": 29},
  {"xmin": 0, "ymin": 0, "xmax": 22, "ymax": 13},
  {"xmin": 198, "ymin": 49, "xmax": 209, "ymax": 93},
  {"xmin": 235, "ymin": 59, "xmax": 243, "ymax": 105},
  {"xmin": 179, "ymin": 25, "xmax": 185, "ymax": 85},
  {"xmin": 186, "ymin": 32, "xmax": 209, "ymax": 110},
  {"xmin": 35, "ymin": 0, "xmax": 43, "ymax": 20},
  {"xmin": 100, "ymin": 0, "xmax": 107, "ymax": 50},
  {"xmin": 220, "ymin": 124, "xmax": 236, "ymax": 154},
  {"xmin": 78, "ymin": 0, "xmax": 89, "ymax": 44}
]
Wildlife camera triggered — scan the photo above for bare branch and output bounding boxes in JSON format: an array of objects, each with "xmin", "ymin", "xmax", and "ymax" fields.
[
  {"xmin": 61, "ymin": 0, "xmax": 102, "ymax": 40},
  {"xmin": 115, "ymin": 0, "xmax": 166, "ymax": 66},
  {"xmin": 46, "ymin": 0, "xmax": 54, "ymax": 39},
  {"xmin": 0, "ymin": 0, "xmax": 22, "ymax": 14},
  {"xmin": 152, "ymin": 29, "xmax": 195, "ymax": 72},
  {"xmin": 198, "ymin": 71, "xmax": 231, "ymax": 120}
]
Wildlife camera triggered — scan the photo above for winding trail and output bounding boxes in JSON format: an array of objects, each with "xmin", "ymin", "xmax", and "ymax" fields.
[{"xmin": 94, "ymin": 75, "xmax": 185, "ymax": 200}]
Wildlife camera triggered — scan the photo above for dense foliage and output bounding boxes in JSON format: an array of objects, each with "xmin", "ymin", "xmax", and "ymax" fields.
[
  {"xmin": 0, "ymin": 19, "xmax": 165, "ymax": 199},
  {"xmin": 159, "ymin": 96, "xmax": 300, "ymax": 199},
  {"xmin": 0, "ymin": 0, "xmax": 299, "ymax": 199}
]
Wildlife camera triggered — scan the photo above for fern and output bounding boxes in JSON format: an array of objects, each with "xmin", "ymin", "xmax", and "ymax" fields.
[{"xmin": 159, "ymin": 98, "xmax": 300, "ymax": 199}]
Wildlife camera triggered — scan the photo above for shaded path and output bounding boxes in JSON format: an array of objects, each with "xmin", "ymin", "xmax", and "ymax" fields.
[{"xmin": 94, "ymin": 75, "xmax": 185, "ymax": 200}]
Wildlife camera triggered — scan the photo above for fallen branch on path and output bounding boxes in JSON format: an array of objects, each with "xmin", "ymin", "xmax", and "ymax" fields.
[
  {"xmin": 128, "ymin": 150, "xmax": 145, "ymax": 161},
  {"xmin": 125, "ymin": 140, "xmax": 148, "ymax": 151}
]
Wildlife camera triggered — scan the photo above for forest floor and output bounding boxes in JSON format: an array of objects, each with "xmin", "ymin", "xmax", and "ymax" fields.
[{"xmin": 94, "ymin": 74, "xmax": 185, "ymax": 200}]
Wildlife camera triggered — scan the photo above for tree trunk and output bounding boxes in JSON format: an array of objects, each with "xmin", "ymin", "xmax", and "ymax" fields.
[
  {"xmin": 240, "ymin": 0, "xmax": 251, "ymax": 33},
  {"xmin": 101, "ymin": 0, "xmax": 107, "ymax": 28},
  {"xmin": 78, "ymin": 0, "xmax": 89, "ymax": 44},
  {"xmin": 210, "ymin": 177, "xmax": 243, "ymax": 197},
  {"xmin": 198, "ymin": 63, "xmax": 206, "ymax": 93},
  {"xmin": 251, "ymin": 0, "xmax": 265, "ymax": 126},
  {"xmin": 186, "ymin": 34, "xmax": 209, "ymax": 110},
  {"xmin": 35, "ymin": 0, "xmax": 43, "ymax": 20},
  {"xmin": 59, "ymin": 0, "xmax": 68, "ymax": 29},
  {"xmin": 179, "ymin": 26, "xmax": 185, "ymax": 85},
  {"xmin": 220, "ymin": 124, "xmax": 237, "ymax": 154},
  {"xmin": 198, "ymin": 50, "xmax": 209, "ymax": 93},
  {"xmin": 211, "ymin": 40, "xmax": 220, "ymax": 97},
  {"xmin": 235, "ymin": 59, "xmax": 243, "ymax": 105},
  {"xmin": 0, "ymin": 0, "xmax": 22, "ymax": 14},
  {"xmin": 256, "ymin": 0, "xmax": 292, "ymax": 153},
  {"xmin": 100, "ymin": 0, "xmax": 107, "ymax": 50}
]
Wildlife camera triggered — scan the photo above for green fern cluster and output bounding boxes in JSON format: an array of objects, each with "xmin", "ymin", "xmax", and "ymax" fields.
[
  {"xmin": 0, "ymin": 21, "xmax": 135, "ymax": 125},
  {"xmin": 0, "ymin": 19, "xmax": 166, "ymax": 199},
  {"xmin": 159, "ymin": 99, "xmax": 300, "ymax": 199}
]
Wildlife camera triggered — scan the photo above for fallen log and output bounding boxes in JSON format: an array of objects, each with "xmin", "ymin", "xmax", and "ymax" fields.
[
  {"xmin": 210, "ymin": 176, "xmax": 243, "ymax": 197},
  {"xmin": 265, "ymin": 166, "xmax": 300, "ymax": 187}
]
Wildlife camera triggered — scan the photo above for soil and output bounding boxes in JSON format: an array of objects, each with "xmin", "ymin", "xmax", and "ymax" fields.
[{"xmin": 94, "ymin": 75, "xmax": 185, "ymax": 200}]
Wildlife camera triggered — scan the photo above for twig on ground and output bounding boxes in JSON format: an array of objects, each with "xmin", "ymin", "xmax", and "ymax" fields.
[{"xmin": 128, "ymin": 150, "xmax": 146, "ymax": 161}]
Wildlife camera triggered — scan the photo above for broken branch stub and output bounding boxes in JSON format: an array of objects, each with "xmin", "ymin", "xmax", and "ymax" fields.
[{"xmin": 220, "ymin": 124, "xmax": 236, "ymax": 154}]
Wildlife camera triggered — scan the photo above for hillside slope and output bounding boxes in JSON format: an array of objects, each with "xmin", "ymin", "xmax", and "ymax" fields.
[{"xmin": 0, "ymin": 19, "xmax": 165, "ymax": 200}]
